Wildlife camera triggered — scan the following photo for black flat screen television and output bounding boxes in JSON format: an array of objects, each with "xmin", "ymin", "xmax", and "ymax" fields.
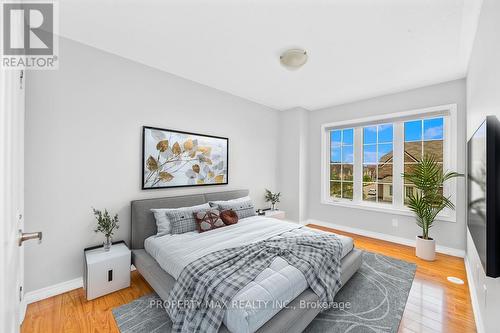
[{"xmin": 467, "ymin": 116, "xmax": 500, "ymax": 278}]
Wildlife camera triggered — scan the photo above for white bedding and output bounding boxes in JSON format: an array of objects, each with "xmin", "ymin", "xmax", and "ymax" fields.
[{"xmin": 145, "ymin": 216, "xmax": 353, "ymax": 333}]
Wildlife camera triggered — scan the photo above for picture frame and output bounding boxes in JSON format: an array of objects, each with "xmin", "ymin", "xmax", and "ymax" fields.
[{"xmin": 142, "ymin": 126, "xmax": 229, "ymax": 189}]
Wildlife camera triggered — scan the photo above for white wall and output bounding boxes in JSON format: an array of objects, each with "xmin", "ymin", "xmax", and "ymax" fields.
[
  {"xmin": 466, "ymin": 0, "xmax": 500, "ymax": 331},
  {"xmin": 277, "ymin": 107, "xmax": 308, "ymax": 222},
  {"xmin": 307, "ymin": 79, "xmax": 467, "ymax": 250},
  {"xmin": 24, "ymin": 38, "xmax": 279, "ymax": 292}
]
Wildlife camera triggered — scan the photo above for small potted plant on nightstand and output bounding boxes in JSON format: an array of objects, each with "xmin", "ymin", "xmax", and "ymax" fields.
[
  {"xmin": 92, "ymin": 208, "xmax": 119, "ymax": 251},
  {"xmin": 402, "ymin": 155, "xmax": 462, "ymax": 261},
  {"xmin": 265, "ymin": 189, "xmax": 281, "ymax": 211}
]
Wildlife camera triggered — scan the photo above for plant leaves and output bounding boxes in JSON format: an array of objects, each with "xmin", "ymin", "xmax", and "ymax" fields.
[
  {"xmin": 401, "ymin": 154, "xmax": 463, "ymax": 238},
  {"xmin": 214, "ymin": 161, "xmax": 224, "ymax": 170},
  {"xmin": 159, "ymin": 172, "xmax": 174, "ymax": 182},
  {"xmin": 208, "ymin": 171, "xmax": 214, "ymax": 178},
  {"xmin": 189, "ymin": 150, "xmax": 196, "ymax": 158},
  {"xmin": 192, "ymin": 164, "xmax": 200, "ymax": 173},
  {"xmin": 172, "ymin": 142, "xmax": 181, "ymax": 155},
  {"xmin": 214, "ymin": 175, "xmax": 225, "ymax": 183},
  {"xmin": 184, "ymin": 139, "xmax": 194, "ymax": 151},
  {"xmin": 156, "ymin": 140, "xmax": 169, "ymax": 152},
  {"xmin": 198, "ymin": 146, "xmax": 212, "ymax": 156},
  {"xmin": 151, "ymin": 130, "xmax": 166, "ymax": 141},
  {"xmin": 146, "ymin": 156, "xmax": 159, "ymax": 171},
  {"xmin": 185, "ymin": 169, "xmax": 197, "ymax": 179},
  {"xmin": 199, "ymin": 155, "xmax": 213, "ymax": 165}
]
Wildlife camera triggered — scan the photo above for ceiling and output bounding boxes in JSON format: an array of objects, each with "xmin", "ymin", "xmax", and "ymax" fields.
[{"xmin": 59, "ymin": 0, "xmax": 482, "ymax": 110}]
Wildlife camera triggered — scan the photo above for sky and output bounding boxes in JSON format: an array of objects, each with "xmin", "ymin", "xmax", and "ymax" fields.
[{"xmin": 330, "ymin": 117, "xmax": 444, "ymax": 163}]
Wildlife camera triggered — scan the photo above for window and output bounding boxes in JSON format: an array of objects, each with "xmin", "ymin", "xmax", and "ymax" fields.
[
  {"xmin": 330, "ymin": 128, "xmax": 354, "ymax": 200},
  {"xmin": 362, "ymin": 124, "xmax": 393, "ymax": 204},
  {"xmin": 404, "ymin": 118, "xmax": 444, "ymax": 204},
  {"xmin": 321, "ymin": 104, "xmax": 456, "ymax": 221}
]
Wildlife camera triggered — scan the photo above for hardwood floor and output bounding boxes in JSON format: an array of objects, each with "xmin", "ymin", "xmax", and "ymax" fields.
[
  {"xmin": 21, "ymin": 225, "xmax": 476, "ymax": 333},
  {"xmin": 309, "ymin": 224, "xmax": 476, "ymax": 333},
  {"xmin": 21, "ymin": 271, "xmax": 153, "ymax": 333}
]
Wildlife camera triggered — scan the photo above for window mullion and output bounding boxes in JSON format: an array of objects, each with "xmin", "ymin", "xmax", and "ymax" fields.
[
  {"xmin": 353, "ymin": 127, "xmax": 362, "ymax": 202},
  {"xmin": 393, "ymin": 122, "xmax": 404, "ymax": 208}
]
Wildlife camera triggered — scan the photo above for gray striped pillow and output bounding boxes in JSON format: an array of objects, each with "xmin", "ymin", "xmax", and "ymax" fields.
[
  {"xmin": 165, "ymin": 203, "xmax": 210, "ymax": 235},
  {"xmin": 210, "ymin": 197, "xmax": 256, "ymax": 219}
]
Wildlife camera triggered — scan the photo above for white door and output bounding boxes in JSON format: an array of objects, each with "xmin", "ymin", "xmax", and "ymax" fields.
[{"xmin": 0, "ymin": 68, "xmax": 25, "ymax": 332}]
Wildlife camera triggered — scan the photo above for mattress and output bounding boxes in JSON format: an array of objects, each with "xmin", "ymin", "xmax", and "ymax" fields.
[{"xmin": 144, "ymin": 217, "xmax": 353, "ymax": 333}]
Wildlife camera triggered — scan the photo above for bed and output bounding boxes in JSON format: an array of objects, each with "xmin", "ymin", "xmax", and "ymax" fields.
[{"xmin": 130, "ymin": 190, "xmax": 362, "ymax": 333}]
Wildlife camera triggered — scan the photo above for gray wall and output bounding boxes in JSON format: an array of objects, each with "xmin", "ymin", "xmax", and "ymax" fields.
[
  {"xmin": 24, "ymin": 38, "xmax": 279, "ymax": 292},
  {"xmin": 466, "ymin": 0, "xmax": 500, "ymax": 331},
  {"xmin": 307, "ymin": 79, "xmax": 467, "ymax": 250},
  {"xmin": 24, "ymin": 38, "xmax": 469, "ymax": 295},
  {"xmin": 277, "ymin": 108, "xmax": 308, "ymax": 222}
]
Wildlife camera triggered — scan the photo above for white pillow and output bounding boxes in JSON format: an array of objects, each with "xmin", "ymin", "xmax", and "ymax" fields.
[
  {"xmin": 209, "ymin": 196, "xmax": 252, "ymax": 206},
  {"xmin": 151, "ymin": 203, "xmax": 210, "ymax": 236}
]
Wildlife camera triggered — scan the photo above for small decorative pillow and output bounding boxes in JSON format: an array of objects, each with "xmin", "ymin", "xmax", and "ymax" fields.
[
  {"xmin": 194, "ymin": 209, "xmax": 225, "ymax": 233},
  {"xmin": 210, "ymin": 196, "xmax": 256, "ymax": 219},
  {"xmin": 220, "ymin": 209, "xmax": 239, "ymax": 225},
  {"xmin": 163, "ymin": 203, "xmax": 211, "ymax": 235}
]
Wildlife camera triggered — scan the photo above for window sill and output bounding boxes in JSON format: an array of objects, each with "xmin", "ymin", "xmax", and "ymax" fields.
[{"xmin": 320, "ymin": 199, "xmax": 456, "ymax": 223}]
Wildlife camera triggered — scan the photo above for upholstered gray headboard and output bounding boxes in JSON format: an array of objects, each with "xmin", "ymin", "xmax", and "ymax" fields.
[{"xmin": 130, "ymin": 189, "xmax": 249, "ymax": 249}]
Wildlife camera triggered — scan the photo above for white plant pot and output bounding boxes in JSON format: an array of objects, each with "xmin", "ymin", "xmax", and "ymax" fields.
[{"xmin": 415, "ymin": 236, "xmax": 436, "ymax": 261}]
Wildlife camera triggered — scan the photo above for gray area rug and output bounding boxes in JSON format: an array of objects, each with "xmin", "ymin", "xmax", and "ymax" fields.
[{"xmin": 112, "ymin": 251, "xmax": 416, "ymax": 333}]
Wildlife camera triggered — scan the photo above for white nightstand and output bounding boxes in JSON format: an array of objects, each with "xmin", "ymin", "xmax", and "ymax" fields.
[
  {"xmin": 265, "ymin": 210, "xmax": 286, "ymax": 219},
  {"xmin": 83, "ymin": 241, "xmax": 131, "ymax": 300}
]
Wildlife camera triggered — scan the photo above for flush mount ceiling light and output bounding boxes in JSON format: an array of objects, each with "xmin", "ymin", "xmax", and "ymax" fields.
[{"xmin": 280, "ymin": 49, "xmax": 308, "ymax": 70}]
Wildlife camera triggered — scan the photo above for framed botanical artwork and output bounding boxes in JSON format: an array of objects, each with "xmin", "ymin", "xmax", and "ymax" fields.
[{"xmin": 142, "ymin": 126, "xmax": 228, "ymax": 189}]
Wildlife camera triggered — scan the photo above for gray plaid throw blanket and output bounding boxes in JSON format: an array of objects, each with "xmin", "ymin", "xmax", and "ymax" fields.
[{"xmin": 166, "ymin": 233, "xmax": 344, "ymax": 333}]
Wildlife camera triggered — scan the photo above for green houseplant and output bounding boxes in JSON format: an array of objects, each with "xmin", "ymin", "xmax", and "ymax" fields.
[
  {"xmin": 402, "ymin": 155, "xmax": 462, "ymax": 260},
  {"xmin": 92, "ymin": 208, "xmax": 119, "ymax": 251},
  {"xmin": 265, "ymin": 189, "xmax": 281, "ymax": 211}
]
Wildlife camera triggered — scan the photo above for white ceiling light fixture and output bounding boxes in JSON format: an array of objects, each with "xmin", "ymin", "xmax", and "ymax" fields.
[{"xmin": 280, "ymin": 49, "xmax": 308, "ymax": 70}]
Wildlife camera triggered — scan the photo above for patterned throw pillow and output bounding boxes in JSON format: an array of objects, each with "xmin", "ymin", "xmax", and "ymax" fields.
[
  {"xmin": 165, "ymin": 203, "xmax": 211, "ymax": 235},
  {"xmin": 220, "ymin": 209, "xmax": 239, "ymax": 225},
  {"xmin": 210, "ymin": 197, "xmax": 256, "ymax": 219},
  {"xmin": 194, "ymin": 209, "xmax": 225, "ymax": 233}
]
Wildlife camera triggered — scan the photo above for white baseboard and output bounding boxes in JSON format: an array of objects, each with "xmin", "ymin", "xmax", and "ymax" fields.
[
  {"xmin": 307, "ymin": 219, "xmax": 465, "ymax": 258},
  {"xmin": 23, "ymin": 277, "xmax": 83, "ymax": 305},
  {"xmin": 464, "ymin": 255, "xmax": 484, "ymax": 333},
  {"xmin": 20, "ymin": 278, "xmax": 82, "ymax": 324},
  {"xmin": 22, "ymin": 264, "xmax": 137, "ymax": 307}
]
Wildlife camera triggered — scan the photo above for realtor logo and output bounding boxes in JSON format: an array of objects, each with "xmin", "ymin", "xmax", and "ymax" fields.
[{"xmin": 1, "ymin": 1, "xmax": 58, "ymax": 69}]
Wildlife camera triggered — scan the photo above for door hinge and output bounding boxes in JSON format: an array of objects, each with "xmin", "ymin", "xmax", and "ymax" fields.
[{"xmin": 19, "ymin": 286, "xmax": 23, "ymax": 302}]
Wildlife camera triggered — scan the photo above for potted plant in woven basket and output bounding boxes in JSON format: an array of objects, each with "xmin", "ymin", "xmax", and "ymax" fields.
[{"xmin": 402, "ymin": 155, "xmax": 462, "ymax": 261}]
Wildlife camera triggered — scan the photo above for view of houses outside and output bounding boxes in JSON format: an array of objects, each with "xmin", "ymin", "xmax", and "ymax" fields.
[
  {"xmin": 362, "ymin": 124, "xmax": 393, "ymax": 203},
  {"xmin": 403, "ymin": 118, "xmax": 444, "ymax": 204},
  {"xmin": 330, "ymin": 128, "xmax": 354, "ymax": 199},
  {"xmin": 329, "ymin": 117, "xmax": 444, "ymax": 204}
]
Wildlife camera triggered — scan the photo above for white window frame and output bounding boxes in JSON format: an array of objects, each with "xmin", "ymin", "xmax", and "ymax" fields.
[{"xmin": 320, "ymin": 104, "xmax": 458, "ymax": 222}]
